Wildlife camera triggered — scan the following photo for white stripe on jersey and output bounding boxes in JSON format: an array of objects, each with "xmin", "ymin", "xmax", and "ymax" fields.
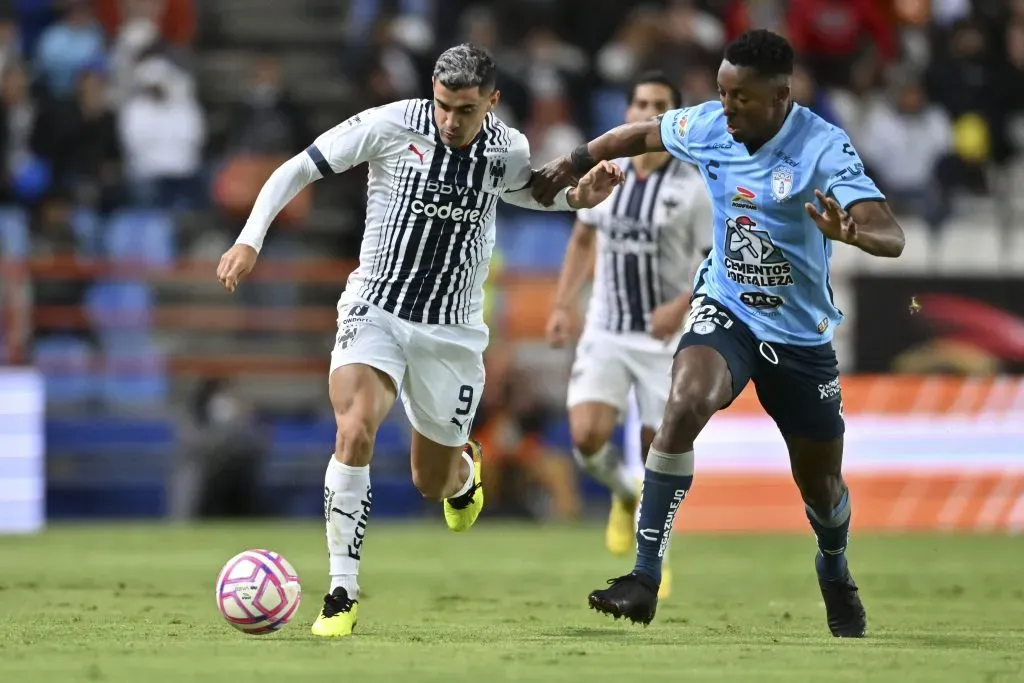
[
  {"xmin": 577, "ymin": 157, "xmax": 712, "ymax": 335},
  {"xmin": 311, "ymin": 99, "xmax": 529, "ymax": 325}
]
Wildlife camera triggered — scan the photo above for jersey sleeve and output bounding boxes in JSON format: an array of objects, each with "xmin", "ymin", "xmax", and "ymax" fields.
[
  {"xmin": 821, "ymin": 132, "xmax": 886, "ymax": 210},
  {"xmin": 503, "ymin": 130, "xmax": 534, "ymax": 192},
  {"xmin": 306, "ymin": 104, "xmax": 396, "ymax": 176},
  {"xmin": 576, "ymin": 206, "xmax": 597, "ymax": 225},
  {"xmin": 659, "ymin": 107, "xmax": 699, "ymax": 164}
]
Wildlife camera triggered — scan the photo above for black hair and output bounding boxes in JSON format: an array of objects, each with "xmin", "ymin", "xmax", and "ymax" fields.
[
  {"xmin": 432, "ymin": 43, "xmax": 497, "ymax": 92},
  {"xmin": 723, "ymin": 29, "xmax": 794, "ymax": 78},
  {"xmin": 628, "ymin": 70, "xmax": 682, "ymax": 109}
]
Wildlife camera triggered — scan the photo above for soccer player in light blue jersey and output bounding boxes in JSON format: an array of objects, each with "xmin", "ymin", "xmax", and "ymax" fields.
[{"xmin": 531, "ymin": 30, "xmax": 905, "ymax": 637}]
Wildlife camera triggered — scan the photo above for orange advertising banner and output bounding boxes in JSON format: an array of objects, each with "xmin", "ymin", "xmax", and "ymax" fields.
[{"xmin": 674, "ymin": 375, "xmax": 1024, "ymax": 534}]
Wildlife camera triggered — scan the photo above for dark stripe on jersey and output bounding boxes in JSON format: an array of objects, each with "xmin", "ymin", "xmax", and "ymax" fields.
[
  {"xmin": 383, "ymin": 133, "xmax": 450, "ymax": 315},
  {"xmin": 622, "ymin": 169, "xmax": 648, "ymax": 333},
  {"xmin": 643, "ymin": 161, "xmax": 669, "ymax": 312},
  {"xmin": 368, "ymin": 160, "xmax": 410, "ymax": 286},
  {"xmin": 402, "ymin": 137, "xmax": 475, "ymax": 320},
  {"xmin": 306, "ymin": 144, "xmax": 334, "ymax": 177},
  {"xmin": 424, "ymin": 119, "xmax": 492, "ymax": 324},
  {"xmin": 373, "ymin": 168, "xmax": 422, "ymax": 303},
  {"xmin": 607, "ymin": 169, "xmax": 632, "ymax": 332}
]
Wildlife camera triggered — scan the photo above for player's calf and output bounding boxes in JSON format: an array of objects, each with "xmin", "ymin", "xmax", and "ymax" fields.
[
  {"xmin": 569, "ymin": 404, "xmax": 637, "ymax": 503},
  {"xmin": 787, "ymin": 435, "xmax": 866, "ymax": 637}
]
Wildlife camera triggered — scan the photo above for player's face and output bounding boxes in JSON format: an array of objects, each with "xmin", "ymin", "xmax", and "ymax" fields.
[
  {"xmin": 717, "ymin": 61, "xmax": 790, "ymax": 144},
  {"xmin": 432, "ymin": 81, "xmax": 500, "ymax": 148},
  {"xmin": 625, "ymin": 83, "xmax": 676, "ymax": 124}
]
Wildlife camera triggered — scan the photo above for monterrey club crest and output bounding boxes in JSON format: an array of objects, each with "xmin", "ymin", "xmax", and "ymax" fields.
[{"xmin": 771, "ymin": 166, "xmax": 794, "ymax": 202}]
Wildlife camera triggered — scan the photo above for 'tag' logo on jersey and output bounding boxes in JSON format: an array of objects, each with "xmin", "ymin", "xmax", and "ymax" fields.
[
  {"xmin": 731, "ymin": 186, "xmax": 757, "ymax": 210},
  {"xmin": 723, "ymin": 215, "xmax": 794, "ymax": 288}
]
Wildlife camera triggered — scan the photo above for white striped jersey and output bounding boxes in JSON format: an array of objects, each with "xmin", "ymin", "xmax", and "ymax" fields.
[
  {"xmin": 307, "ymin": 99, "xmax": 533, "ymax": 325},
  {"xmin": 577, "ymin": 157, "xmax": 712, "ymax": 334}
]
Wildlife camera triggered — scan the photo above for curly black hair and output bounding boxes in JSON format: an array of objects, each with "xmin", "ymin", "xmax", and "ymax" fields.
[{"xmin": 723, "ymin": 29, "xmax": 794, "ymax": 78}]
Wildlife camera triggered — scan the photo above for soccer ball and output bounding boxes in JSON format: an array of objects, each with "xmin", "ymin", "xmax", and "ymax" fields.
[{"xmin": 215, "ymin": 549, "xmax": 302, "ymax": 634}]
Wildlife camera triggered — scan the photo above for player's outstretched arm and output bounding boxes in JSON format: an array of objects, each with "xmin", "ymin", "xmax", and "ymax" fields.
[
  {"xmin": 546, "ymin": 219, "xmax": 597, "ymax": 348},
  {"xmin": 530, "ymin": 119, "xmax": 665, "ymax": 206},
  {"xmin": 804, "ymin": 190, "xmax": 905, "ymax": 258},
  {"xmin": 217, "ymin": 152, "xmax": 320, "ymax": 291},
  {"xmin": 501, "ymin": 161, "xmax": 624, "ymax": 211}
]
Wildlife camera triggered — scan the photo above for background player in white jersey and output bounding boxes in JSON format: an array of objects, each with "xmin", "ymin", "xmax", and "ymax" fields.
[
  {"xmin": 215, "ymin": 43, "xmax": 623, "ymax": 638},
  {"xmin": 546, "ymin": 72, "xmax": 711, "ymax": 598}
]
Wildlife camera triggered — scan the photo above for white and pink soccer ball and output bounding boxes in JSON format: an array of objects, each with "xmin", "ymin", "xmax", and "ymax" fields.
[{"xmin": 215, "ymin": 549, "xmax": 302, "ymax": 634}]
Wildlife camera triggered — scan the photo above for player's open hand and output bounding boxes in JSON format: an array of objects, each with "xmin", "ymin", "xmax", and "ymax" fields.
[
  {"xmin": 570, "ymin": 161, "xmax": 624, "ymax": 209},
  {"xmin": 805, "ymin": 189, "xmax": 858, "ymax": 246},
  {"xmin": 531, "ymin": 154, "xmax": 579, "ymax": 206},
  {"xmin": 546, "ymin": 306, "xmax": 574, "ymax": 348},
  {"xmin": 650, "ymin": 298, "xmax": 688, "ymax": 342},
  {"xmin": 217, "ymin": 243, "xmax": 258, "ymax": 292}
]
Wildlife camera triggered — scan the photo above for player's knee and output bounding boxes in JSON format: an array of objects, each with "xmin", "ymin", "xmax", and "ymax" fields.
[
  {"xmin": 659, "ymin": 386, "xmax": 720, "ymax": 448},
  {"xmin": 334, "ymin": 416, "xmax": 374, "ymax": 467},
  {"xmin": 798, "ymin": 474, "xmax": 846, "ymax": 518},
  {"xmin": 570, "ymin": 425, "xmax": 612, "ymax": 457}
]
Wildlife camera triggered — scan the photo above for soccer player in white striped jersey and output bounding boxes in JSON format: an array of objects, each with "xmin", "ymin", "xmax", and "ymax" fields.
[
  {"xmin": 215, "ymin": 43, "xmax": 623, "ymax": 638},
  {"xmin": 546, "ymin": 72, "xmax": 712, "ymax": 598}
]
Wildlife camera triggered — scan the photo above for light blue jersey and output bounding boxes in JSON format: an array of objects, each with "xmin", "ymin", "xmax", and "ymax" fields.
[{"xmin": 659, "ymin": 102, "xmax": 884, "ymax": 345}]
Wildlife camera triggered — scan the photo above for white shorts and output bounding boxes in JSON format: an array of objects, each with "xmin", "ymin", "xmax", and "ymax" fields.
[
  {"xmin": 330, "ymin": 291, "xmax": 488, "ymax": 447},
  {"xmin": 566, "ymin": 327, "xmax": 677, "ymax": 429}
]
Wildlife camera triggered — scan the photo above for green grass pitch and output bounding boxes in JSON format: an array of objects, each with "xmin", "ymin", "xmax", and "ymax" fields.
[{"xmin": 1, "ymin": 522, "xmax": 1022, "ymax": 682}]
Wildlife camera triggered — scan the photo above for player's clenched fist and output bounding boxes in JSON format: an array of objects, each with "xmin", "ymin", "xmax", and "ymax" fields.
[
  {"xmin": 545, "ymin": 306, "xmax": 574, "ymax": 348},
  {"xmin": 217, "ymin": 243, "xmax": 258, "ymax": 292}
]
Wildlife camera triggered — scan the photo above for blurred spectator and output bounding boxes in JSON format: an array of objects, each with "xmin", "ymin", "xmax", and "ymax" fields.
[
  {"xmin": 117, "ymin": 42, "xmax": 205, "ymax": 210},
  {"xmin": 107, "ymin": 0, "xmax": 162, "ymax": 106},
  {"xmin": 681, "ymin": 64, "xmax": 716, "ymax": 105},
  {"xmin": 858, "ymin": 75, "xmax": 954, "ymax": 233},
  {"xmin": 791, "ymin": 62, "xmax": 841, "ymax": 126},
  {"xmin": 925, "ymin": 18, "xmax": 995, "ymax": 191},
  {"xmin": 0, "ymin": 61, "xmax": 49, "ymax": 205},
  {"xmin": 786, "ymin": 0, "xmax": 896, "ymax": 88},
  {"xmin": 0, "ymin": 17, "xmax": 21, "ymax": 86},
  {"xmin": 664, "ymin": 0, "xmax": 725, "ymax": 55},
  {"xmin": 95, "ymin": 0, "xmax": 196, "ymax": 46},
  {"xmin": 215, "ymin": 56, "xmax": 311, "ymax": 158},
  {"xmin": 595, "ymin": 6, "xmax": 664, "ymax": 85},
  {"xmin": 723, "ymin": 0, "xmax": 788, "ymax": 41},
  {"xmin": 456, "ymin": 5, "xmax": 528, "ymax": 125},
  {"xmin": 30, "ymin": 190, "xmax": 95, "ymax": 347},
  {"xmin": 9, "ymin": 0, "xmax": 58, "ymax": 60},
  {"xmin": 34, "ymin": 0, "xmax": 106, "ymax": 100},
  {"xmin": 34, "ymin": 66, "xmax": 120, "ymax": 211},
  {"xmin": 172, "ymin": 378, "xmax": 268, "ymax": 519}
]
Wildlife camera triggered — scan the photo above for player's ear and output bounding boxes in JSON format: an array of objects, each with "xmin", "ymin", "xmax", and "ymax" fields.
[
  {"xmin": 488, "ymin": 88, "xmax": 501, "ymax": 111},
  {"xmin": 777, "ymin": 82, "xmax": 791, "ymax": 106}
]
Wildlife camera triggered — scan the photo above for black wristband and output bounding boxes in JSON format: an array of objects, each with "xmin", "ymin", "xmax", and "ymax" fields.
[{"xmin": 569, "ymin": 144, "xmax": 596, "ymax": 174}]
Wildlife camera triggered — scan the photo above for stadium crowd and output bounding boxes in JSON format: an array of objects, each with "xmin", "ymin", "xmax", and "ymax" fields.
[{"xmin": 0, "ymin": 0, "xmax": 1021, "ymax": 518}]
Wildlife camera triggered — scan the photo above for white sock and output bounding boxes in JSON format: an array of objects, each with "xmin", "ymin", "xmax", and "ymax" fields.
[
  {"xmin": 448, "ymin": 449, "xmax": 475, "ymax": 500},
  {"xmin": 573, "ymin": 443, "xmax": 638, "ymax": 502},
  {"xmin": 323, "ymin": 456, "xmax": 371, "ymax": 600}
]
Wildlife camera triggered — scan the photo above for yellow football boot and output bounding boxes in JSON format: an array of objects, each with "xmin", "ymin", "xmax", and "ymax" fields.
[
  {"xmin": 443, "ymin": 440, "xmax": 484, "ymax": 532},
  {"xmin": 605, "ymin": 495, "xmax": 638, "ymax": 556},
  {"xmin": 659, "ymin": 565, "xmax": 673, "ymax": 599},
  {"xmin": 311, "ymin": 587, "xmax": 359, "ymax": 637}
]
